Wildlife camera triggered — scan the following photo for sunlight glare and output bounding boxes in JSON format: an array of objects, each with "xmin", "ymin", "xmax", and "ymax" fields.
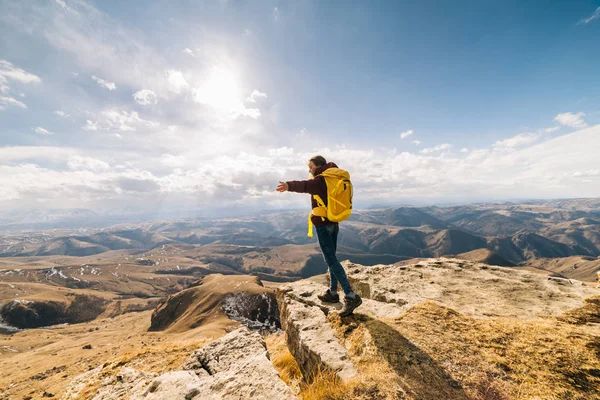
[{"xmin": 193, "ymin": 68, "xmax": 245, "ymax": 115}]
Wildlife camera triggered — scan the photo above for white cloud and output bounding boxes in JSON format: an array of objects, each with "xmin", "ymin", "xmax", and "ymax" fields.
[
  {"xmin": 1, "ymin": 125, "xmax": 599, "ymax": 210},
  {"xmin": 243, "ymin": 29, "xmax": 253, "ymax": 37},
  {"xmin": 246, "ymin": 90, "xmax": 267, "ymax": 103},
  {"xmin": 236, "ymin": 107, "xmax": 261, "ymax": 119},
  {"xmin": 268, "ymin": 147, "xmax": 294, "ymax": 156},
  {"xmin": 0, "ymin": 96, "xmax": 27, "ymax": 110},
  {"xmin": 400, "ymin": 129, "xmax": 414, "ymax": 139},
  {"xmin": 55, "ymin": 0, "xmax": 67, "ymax": 8},
  {"xmin": 493, "ymin": 133, "xmax": 540, "ymax": 149},
  {"xmin": 572, "ymin": 169, "xmax": 600, "ymax": 178},
  {"xmin": 0, "ymin": 60, "xmax": 41, "ymax": 85},
  {"xmin": 0, "ymin": 60, "xmax": 40, "ymax": 95},
  {"xmin": 67, "ymin": 155, "xmax": 110, "ymax": 171},
  {"xmin": 183, "ymin": 48, "xmax": 195, "ymax": 57},
  {"xmin": 54, "ymin": 110, "xmax": 68, "ymax": 117},
  {"xmin": 133, "ymin": 89, "xmax": 158, "ymax": 105},
  {"xmin": 273, "ymin": 7, "xmax": 279, "ymax": 21},
  {"xmin": 579, "ymin": 6, "xmax": 600, "ymax": 24},
  {"xmin": 83, "ymin": 120, "xmax": 99, "ymax": 131},
  {"xmin": 160, "ymin": 153, "xmax": 185, "ymax": 168},
  {"xmin": 411, "ymin": 140, "xmax": 421, "ymax": 146},
  {"xmin": 420, "ymin": 143, "xmax": 451, "ymax": 154},
  {"xmin": 460, "ymin": 148, "xmax": 469, "ymax": 153},
  {"xmin": 544, "ymin": 126, "xmax": 560, "ymax": 133},
  {"xmin": 166, "ymin": 69, "xmax": 189, "ymax": 93},
  {"xmin": 0, "ymin": 146, "xmax": 76, "ymax": 162},
  {"xmin": 91, "ymin": 75, "xmax": 117, "ymax": 90},
  {"xmin": 83, "ymin": 109, "xmax": 158, "ymax": 132},
  {"xmin": 553, "ymin": 112, "xmax": 587, "ymax": 129},
  {"xmin": 34, "ymin": 127, "xmax": 54, "ymax": 135}
]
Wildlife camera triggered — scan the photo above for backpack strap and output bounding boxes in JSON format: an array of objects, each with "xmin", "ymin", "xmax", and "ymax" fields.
[{"xmin": 307, "ymin": 195, "xmax": 327, "ymax": 237}]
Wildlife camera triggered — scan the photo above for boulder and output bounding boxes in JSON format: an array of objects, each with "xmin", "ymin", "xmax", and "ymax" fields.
[
  {"xmin": 64, "ymin": 327, "xmax": 297, "ymax": 400},
  {"xmin": 276, "ymin": 282, "xmax": 358, "ymax": 383},
  {"xmin": 63, "ymin": 367, "xmax": 157, "ymax": 400}
]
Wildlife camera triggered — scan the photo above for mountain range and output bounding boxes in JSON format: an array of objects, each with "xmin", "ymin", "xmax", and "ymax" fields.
[{"xmin": 1, "ymin": 199, "xmax": 599, "ymax": 283}]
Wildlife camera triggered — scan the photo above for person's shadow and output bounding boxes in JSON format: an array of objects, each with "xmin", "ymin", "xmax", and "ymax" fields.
[{"xmin": 343, "ymin": 314, "xmax": 472, "ymax": 400}]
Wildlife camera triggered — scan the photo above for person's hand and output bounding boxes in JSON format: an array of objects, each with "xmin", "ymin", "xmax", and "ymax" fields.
[{"xmin": 276, "ymin": 181, "xmax": 288, "ymax": 192}]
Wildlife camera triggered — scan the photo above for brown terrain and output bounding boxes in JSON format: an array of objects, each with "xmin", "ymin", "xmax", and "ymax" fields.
[{"xmin": 0, "ymin": 271, "xmax": 282, "ymax": 399}]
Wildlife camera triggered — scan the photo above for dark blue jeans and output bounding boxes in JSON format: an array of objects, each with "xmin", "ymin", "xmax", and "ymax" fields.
[{"xmin": 316, "ymin": 223, "xmax": 353, "ymax": 295}]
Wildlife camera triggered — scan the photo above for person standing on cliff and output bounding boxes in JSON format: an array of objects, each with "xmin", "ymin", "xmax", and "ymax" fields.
[{"xmin": 276, "ymin": 155, "xmax": 362, "ymax": 317}]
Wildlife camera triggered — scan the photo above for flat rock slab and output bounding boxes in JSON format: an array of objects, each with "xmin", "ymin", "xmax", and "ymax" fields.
[
  {"xmin": 65, "ymin": 327, "xmax": 297, "ymax": 400},
  {"xmin": 280, "ymin": 279, "xmax": 406, "ymax": 319},
  {"xmin": 343, "ymin": 258, "xmax": 598, "ymax": 319}
]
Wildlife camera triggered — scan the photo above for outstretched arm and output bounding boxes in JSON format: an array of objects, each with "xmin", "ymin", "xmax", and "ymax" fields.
[
  {"xmin": 276, "ymin": 181, "xmax": 288, "ymax": 192},
  {"xmin": 285, "ymin": 178, "xmax": 322, "ymax": 195}
]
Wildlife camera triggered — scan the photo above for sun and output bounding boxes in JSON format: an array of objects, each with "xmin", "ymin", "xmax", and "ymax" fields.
[{"xmin": 193, "ymin": 68, "xmax": 243, "ymax": 114}]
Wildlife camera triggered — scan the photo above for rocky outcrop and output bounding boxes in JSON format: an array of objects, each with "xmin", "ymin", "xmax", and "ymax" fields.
[
  {"xmin": 277, "ymin": 283, "xmax": 357, "ymax": 383},
  {"xmin": 275, "ymin": 278, "xmax": 407, "ymax": 383},
  {"xmin": 64, "ymin": 327, "xmax": 297, "ymax": 400},
  {"xmin": 275, "ymin": 257, "xmax": 599, "ymax": 388}
]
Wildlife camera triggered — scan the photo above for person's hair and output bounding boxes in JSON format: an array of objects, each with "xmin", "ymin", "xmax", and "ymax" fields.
[{"xmin": 309, "ymin": 155, "xmax": 327, "ymax": 167}]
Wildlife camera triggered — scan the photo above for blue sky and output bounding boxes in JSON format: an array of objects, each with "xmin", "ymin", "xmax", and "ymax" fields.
[{"xmin": 0, "ymin": 0, "xmax": 599, "ymax": 213}]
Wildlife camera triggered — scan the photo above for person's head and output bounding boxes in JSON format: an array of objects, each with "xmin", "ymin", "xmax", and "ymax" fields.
[{"xmin": 308, "ymin": 155, "xmax": 326, "ymax": 176}]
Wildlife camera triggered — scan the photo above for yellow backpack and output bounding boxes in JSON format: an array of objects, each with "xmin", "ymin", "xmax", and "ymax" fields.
[{"xmin": 307, "ymin": 168, "xmax": 353, "ymax": 237}]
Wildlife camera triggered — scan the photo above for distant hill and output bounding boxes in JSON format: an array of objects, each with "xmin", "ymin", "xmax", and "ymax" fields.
[
  {"xmin": 426, "ymin": 228, "xmax": 488, "ymax": 256},
  {"xmin": 524, "ymin": 256, "xmax": 600, "ymax": 283},
  {"xmin": 149, "ymin": 274, "xmax": 277, "ymax": 333},
  {"xmin": 453, "ymin": 248, "xmax": 516, "ymax": 267}
]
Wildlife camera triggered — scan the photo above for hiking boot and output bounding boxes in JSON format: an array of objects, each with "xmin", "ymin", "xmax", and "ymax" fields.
[
  {"xmin": 317, "ymin": 289, "xmax": 340, "ymax": 303},
  {"xmin": 339, "ymin": 294, "xmax": 362, "ymax": 317}
]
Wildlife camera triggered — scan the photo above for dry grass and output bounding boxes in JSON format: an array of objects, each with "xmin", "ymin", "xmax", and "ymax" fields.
[
  {"xmin": 558, "ymin": 295, "xmax": 600, "ymax": 325},
  {"xmin": 383, "ymin": 300, "xmax": 600, "ymax": 399},
  {"xmin": 263, "ymin": 332, "xmax": 377, "ymax": 399},
  {"xmin": 297, "ymin": 367, "xmax": 354, "ymax": 400},
  {"xmin": 264, "ymin": 332, "xmax": 303, "ymax": 393},
  {"xmin": 264, "ymin": 318, "xmax": 407, "ymax": 399},
  {"xmin": 327, "ymin": 312, "xmax": 444, "ymax": 400}
]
